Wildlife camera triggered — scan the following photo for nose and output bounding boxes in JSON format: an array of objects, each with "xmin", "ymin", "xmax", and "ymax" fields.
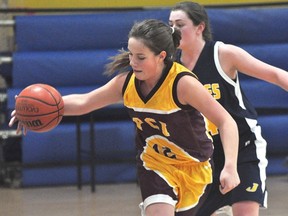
[
  {"xmin": 129, "ymin": 55, "xmax": 136, "ymax": 68},
  {"xmin": 169, "ymin": 21, "xmax": 176, "ymax": 28},
  {"xmin": 172, "ymin": 24, "xmax": 179, "ymax": 31}
]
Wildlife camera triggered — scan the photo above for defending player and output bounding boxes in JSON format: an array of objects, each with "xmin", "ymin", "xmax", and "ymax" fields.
[{"xmin": 169, "ymin": 2, "xmax": 288, "ymax": 215}]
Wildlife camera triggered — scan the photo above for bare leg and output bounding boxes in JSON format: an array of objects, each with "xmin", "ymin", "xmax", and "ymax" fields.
[
  {"xmin": 145, "ymin": 203, "xmax": 175, "ymax": 216},
  {"xmin": 232, "ymin": 201, "xmax": 259, "ymax": 216},
  {"xmin": 213, "ymin": 205, "xmax": 232, "ymax": 216}
]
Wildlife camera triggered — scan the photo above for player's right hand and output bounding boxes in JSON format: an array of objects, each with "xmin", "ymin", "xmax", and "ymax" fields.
[
  {"xmin": 9, "ymin": 110, "xmax": 27, "ymax": 135},
  {"xmin": 8, "ymin": 110, "xmax": 27, "ymax": 135},
  {"xmin": 9, "ymin": 100, "xmax": 28, "ymax": 135}
]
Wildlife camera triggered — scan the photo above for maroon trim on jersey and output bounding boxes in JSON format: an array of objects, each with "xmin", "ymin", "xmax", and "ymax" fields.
[{"xmin": 173, "ymin": 72, "xmax": 198, "ymax": 110}]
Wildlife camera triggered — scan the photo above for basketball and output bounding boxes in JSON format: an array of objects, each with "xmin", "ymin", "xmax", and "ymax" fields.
[{"xmin": 15, "ymin": 84, "xmax": 64, "ymax": 133}]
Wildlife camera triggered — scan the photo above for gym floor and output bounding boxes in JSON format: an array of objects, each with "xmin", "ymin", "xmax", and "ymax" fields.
[{"xmin": 0, "ymin": 175, "xmax": 287, "ymax": 216}]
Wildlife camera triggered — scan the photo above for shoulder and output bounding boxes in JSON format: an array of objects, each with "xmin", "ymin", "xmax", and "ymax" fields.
[
  {"xmin": 217, "ymin": 42, "xmax": 247, "ymax": 57},
  {"xmin": 176, "ymin": 73, "xmax": 203, "ymax": 104},
  {"xmin": 172, "ymin": 62, "xmax": 198, "ymax": 79},
  {"xmin": 217, "ymin": 42, "xmax": 249, "ymax": 67},
  {"xmin": 107, "ymin": 71, "xmax": 130, "ymax": 93},
  {"xmin": 113, "ymin": 71, "xmax": 130, "ymax": 83}
]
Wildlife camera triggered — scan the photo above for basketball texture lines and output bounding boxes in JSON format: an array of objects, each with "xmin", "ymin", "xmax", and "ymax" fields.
[{"xmin": 15, "ymin": 84, "xmax": 64, "ymax": 132}]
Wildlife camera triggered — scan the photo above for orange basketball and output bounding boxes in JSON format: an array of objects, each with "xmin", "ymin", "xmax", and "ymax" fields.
[{"xmin": 15, "ymin": 84, "xmax": 64, "ymax": 133}]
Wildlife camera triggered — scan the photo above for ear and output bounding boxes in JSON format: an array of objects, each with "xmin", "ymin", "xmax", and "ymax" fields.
[
  {"xmin": 197, "ymin": 22, "xmax": 205, "ymax": 34},
  {"xmin": 159, "ymin": 51, "xmax": 167, "ymax": 61}
]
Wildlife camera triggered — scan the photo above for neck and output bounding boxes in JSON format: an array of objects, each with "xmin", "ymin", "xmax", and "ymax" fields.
[
  {"xmin": 140, "ymin": 63, "xmax": 167, "ymax": 96},
  {"xmin": 181, "ymin": 39, "xmax": 206, "ymax": 70}
]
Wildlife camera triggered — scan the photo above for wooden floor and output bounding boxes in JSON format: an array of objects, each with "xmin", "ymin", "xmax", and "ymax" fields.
[{"xmin": 1, "ymin": 175, "xmax": 287, "ymax": 216}]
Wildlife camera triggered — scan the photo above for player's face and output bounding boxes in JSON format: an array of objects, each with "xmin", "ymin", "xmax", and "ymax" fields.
[
  {"xmin": 169, "ymin": 10, "xmax": 199, "ymax": 49},
  {"xmin": 128, "ymin": 37, "xmax": 164, "ymax": 82}
]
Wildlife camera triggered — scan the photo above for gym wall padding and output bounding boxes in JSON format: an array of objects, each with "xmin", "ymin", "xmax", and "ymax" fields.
[
  {"xmin": 12, "ymin": 50, "xmax": 118, "ymax": 88},
  {"xmin": 258, "ymin": 115, "xmax": 288, "ymax": 155},
  {"xmin": 20, "ymin": 121, "xmax": 137, "ymax": 187},
  {"xmin": 208, "ymin": 8, "xmax": 288, "ymax": 45},
  {"xmin": 14, "ymin": 9, "xmax": 170, "ymax": 52},
  {"xmin": 7, "ymin": 6, "xmax": 288, "ymax": 186},
  {"xmin": 240, "ymin": 80, "xmax": 288, "ymax": 109},
  {"xmin": 22, "ymin": 121, "xmax": 136, "ymax": 164},
  {"xmin": 258, "ymin": 115, "xmax": 288, "ymax": 175},
  {"xmin": 14, "ymin": 8, "xmax": 288, "ymax": 52}
]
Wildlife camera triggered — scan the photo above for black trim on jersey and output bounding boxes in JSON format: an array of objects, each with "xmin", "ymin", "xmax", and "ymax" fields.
[
  {"xmin": 135, "ymin": 61, "xmax": 173, "ymax": 104},
  {"xmin": 175, "ymin": 49, "xmax": 182, "ymax": 64},
  {"xmin": 173, "ymin": 72, "xmax": 198, "ymax": 110},
  {"xmin": 122, "ymin": 71, "xmax": 134, "ymax": 96}
]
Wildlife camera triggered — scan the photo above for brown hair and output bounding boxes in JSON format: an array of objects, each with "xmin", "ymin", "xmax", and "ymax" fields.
[{"xmin": 105, "ymin": 19, "xmax": 181, "ymax": 76}]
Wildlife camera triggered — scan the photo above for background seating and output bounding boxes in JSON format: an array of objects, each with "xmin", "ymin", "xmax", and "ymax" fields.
[{"xmin": 5, "ymin": 6, "xmax": 288, "ymax": 186}]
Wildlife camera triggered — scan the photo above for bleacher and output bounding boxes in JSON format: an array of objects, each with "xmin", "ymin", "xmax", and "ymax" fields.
[{"xmin": 2, "ymin": 6, "xmax": 288, "ymax": 187}]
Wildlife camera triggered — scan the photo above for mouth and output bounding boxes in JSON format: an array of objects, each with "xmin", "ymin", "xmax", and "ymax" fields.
[{"xmin": 133, "ymin": 69, "xmax": 142, "ymax": 73}]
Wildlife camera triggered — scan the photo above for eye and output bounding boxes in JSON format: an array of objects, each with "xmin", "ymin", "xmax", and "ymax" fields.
[
  {"xmin": 175, "ymin": 23, "xmax": 184, "ymax": 29},
  {"xmin": 169, "ymin": 21, "xmax": 184, "ymax": 29},
  {"xmin": 137, "ymin": 56, "xmax": 145, "ymax": 60}
]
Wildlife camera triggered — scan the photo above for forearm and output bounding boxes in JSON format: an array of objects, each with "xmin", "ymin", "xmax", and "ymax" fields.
[
  {"xmin": 218, "ymin": 119, "xmax": 239, "ymax": 169},
  {"xmin": 63, "ymin": 94, "xmax": 92, "ymax": 116},
  {"xmin": 275, "ymin": 68, "xmax": 288, "ymax": 91},
  {"xmin": 62, "ymin": 87, "xmax": 122, "ymax": 116}
]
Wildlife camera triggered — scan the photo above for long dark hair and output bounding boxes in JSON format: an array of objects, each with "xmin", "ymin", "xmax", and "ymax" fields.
[{"xmin": 105, "ymin": 19, "xmax": 181, "ymax": 75}]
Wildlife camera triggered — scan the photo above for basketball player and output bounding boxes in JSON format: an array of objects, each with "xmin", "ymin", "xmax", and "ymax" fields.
[
  {"xmin": 10, "ymin": 19, "xmax": 240, "ymax": 216},
  {"xmin": 169, "ymin": 2, "xmax": 288, "ymax": 215}
]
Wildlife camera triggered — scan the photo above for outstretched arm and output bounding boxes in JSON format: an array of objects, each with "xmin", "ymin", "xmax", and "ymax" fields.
[
  {"xmin": 9, "ymin": 72, "xmax": 128, "ymax": 133},
  {"xmin": 219, "ymin": 44, "xmax": 288, "ymax": 91},
  {"xmin": 63, "ymin": 73, "xmax": 127, "ymax": 116}
]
